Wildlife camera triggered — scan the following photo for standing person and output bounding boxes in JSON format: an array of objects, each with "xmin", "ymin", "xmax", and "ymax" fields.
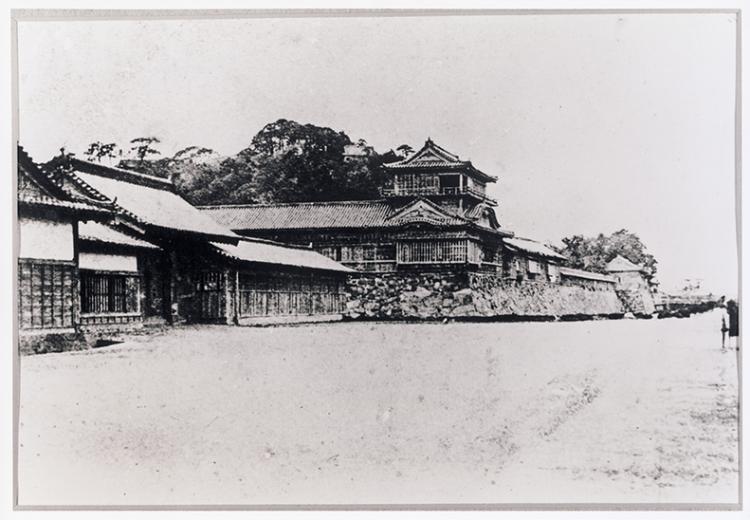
[
  {"xmin": 726, "ymin": 300, "xmax": 739, "ymax": 351},
  {"xmin": 721, "ymin": 314, "xmax": 728, "ymax": 350}
]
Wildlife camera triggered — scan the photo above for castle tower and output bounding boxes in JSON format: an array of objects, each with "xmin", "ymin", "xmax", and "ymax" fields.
[{"xmin": 381, "ymin": 139, "xmax": 497, "ymax": 213}]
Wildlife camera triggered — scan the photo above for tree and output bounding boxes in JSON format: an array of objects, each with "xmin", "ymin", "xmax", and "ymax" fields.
[
  {"xmin": 172, "ymin": 156, "xmax": 256, "ymax": 206},
  {"xmin": 129, "ymin": 137, "xmax": 161, "ymax": 165},
  {"xmin": 57, "ymin": 119, "xmax": 393, "ymax": 204},
  {"xmin": 173, "ymin": 146, "xmax": 215, "ymax": 162},
  {"xmin": 558, "ymin": 229, "xmax": 658, "ymax": 282},
  {"xmin": 396, "ymin": 144, "xmax": 414, "ymax": 157},
  {"xmin": 84, "ymin": 141, "xmax": 120, "ymax": 163},
  {"xmin": 241, "ymin": 119, "xmax": 385, "ymax": 203}
]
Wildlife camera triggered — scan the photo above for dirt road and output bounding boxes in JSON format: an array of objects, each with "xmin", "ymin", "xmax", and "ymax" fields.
[{"xmin": 18, "ymin": 310, "xmax": 739, "ymax": 506}]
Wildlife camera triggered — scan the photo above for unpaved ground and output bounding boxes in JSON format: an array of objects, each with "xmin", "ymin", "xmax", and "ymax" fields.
[{"xmin": 18, "ymin": 310, "xmax": 739, "ymax": 505}]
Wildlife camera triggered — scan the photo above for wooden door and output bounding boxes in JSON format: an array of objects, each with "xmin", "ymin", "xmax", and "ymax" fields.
[{"xmin": 196, "ymin": 271, "xmax": 224, "ymax": 321}]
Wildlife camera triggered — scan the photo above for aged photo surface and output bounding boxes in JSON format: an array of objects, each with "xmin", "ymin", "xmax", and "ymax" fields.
[{"xmin": 14, "ymin": 10, "xmax": 739, "ymax": 507}]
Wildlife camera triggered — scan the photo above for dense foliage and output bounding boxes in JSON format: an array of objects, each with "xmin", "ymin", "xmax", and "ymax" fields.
[
  {"xmin": 67, "ymin": 119, "xmax": 404, "ymax": 206},
  {"xmin": 557, "ymin": 229, "xmax": 658, "ymax": 281}
]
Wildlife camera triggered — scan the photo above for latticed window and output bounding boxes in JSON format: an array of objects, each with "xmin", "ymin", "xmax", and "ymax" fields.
[
  {"xmin": 80, "ymin": 271, "xmax": 140, "ymax": 314},
  {"xmin": 318, "ymin": 246, "xmax": 342, "ymax": 261},
  {"xmin": 340, "ymin": 244, "xmax": 395, "ymax": 262},
  {"xmin": 397, "ymin": 240, "xmax": 471, "ymax": 264},
  {"xmin": 395, "ymin": 173, "xmax": 438, "ymax": 194}
]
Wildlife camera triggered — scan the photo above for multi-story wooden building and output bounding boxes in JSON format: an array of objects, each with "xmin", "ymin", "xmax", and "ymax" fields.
[{"xmin": 201, "ymin": 139, "xmax": 566, "ymax": 282}]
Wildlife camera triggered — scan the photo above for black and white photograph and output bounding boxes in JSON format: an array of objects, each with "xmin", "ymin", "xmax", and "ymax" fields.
[{"xmin": 9, "ymin": 5, "xmax": 743, "ymax": 512}]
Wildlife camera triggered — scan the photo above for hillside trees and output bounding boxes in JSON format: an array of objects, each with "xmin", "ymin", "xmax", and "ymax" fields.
[
  {"xmin": 79, "ymin": 119, "xmax": 398, "ymax": 205},
  {"xmin": 557, "ymin": 229, "xmax": 658, "ymax": 281}
]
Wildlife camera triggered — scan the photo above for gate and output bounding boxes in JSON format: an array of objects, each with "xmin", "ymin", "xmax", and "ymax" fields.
[{"xmin": 196, "ymin": 271, "xmax": 224, "ymax": 321}]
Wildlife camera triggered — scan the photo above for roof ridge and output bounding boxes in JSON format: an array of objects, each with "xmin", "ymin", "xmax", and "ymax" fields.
[
  {"xmin": 71, "ymin": 157, "xmax": 174, "ymax": 190},
  {"xmin": 389, "ymin": 138, "xmax": 463, "ymax": 167},
  {"xmin": 17, "ymin": 145, "xmax": 72, "ymax": 199},
  {"xmin": 197, "ymin": 199, "xmax": 390, "ymax": 209},
  {"xmin": 237, "ymin": 235, "xmax": 316, "ymax": 250},
  {"xmin": 426, "ymin": 140, "xmax": 462, "ymax": 162}
]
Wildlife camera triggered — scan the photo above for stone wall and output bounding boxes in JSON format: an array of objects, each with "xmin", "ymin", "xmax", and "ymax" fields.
[
  {"xmin": 616, "ymin": 288, "xmax": 656, "ymax": 315},
  {"xmin": 345, "ymin": 271, "xmax": 625, "ymax": 320},
  {"xmin": 18, "ymin": 331, "xmax": 89, "ymax": 355},
  {"xmin": 467, "ymin": 273, "xmax": 625, "ymax": 317}
]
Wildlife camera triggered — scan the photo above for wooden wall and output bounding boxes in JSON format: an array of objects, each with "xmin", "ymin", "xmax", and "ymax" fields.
[
  {"xmin": 235, "ymin": 270, "xmax": 346, "ymax": 318},
  {"xmin": 17, "ymin": 260, "xmax": 77, "ymax": 331}
]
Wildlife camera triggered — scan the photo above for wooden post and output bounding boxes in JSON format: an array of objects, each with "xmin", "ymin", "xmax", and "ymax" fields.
[
  {"xmin": 234, "ymin": 269, "xmax": 240, "ymax": 324},
  {"xmin": 168, "ymin": 249, "xmax": 179, "ymax": 325},
  {"xmin": 72, "ymin": 220, "xmax": 81, "ymax": 329}
]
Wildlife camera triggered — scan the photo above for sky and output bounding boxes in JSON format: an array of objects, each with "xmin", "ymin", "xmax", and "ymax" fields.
[{"xmin": 16, "ymin": 13, "xmax": 738, "ymax": 295}]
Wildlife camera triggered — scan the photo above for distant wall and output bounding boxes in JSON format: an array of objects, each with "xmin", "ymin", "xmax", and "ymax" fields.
[
  {"xmin": 616, "ymin": 288, "xmax": 656, "ymax": 315},
  {"xmin": 345, "ymin": 271, "xmax": 625, "ymax": 320},
  {"xmin": 467, "ymin": 273, "xmax": 625, "ymax": 317}
]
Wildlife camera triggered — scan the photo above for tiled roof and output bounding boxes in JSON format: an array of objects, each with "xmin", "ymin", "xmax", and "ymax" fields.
[
  {"xmin": 17, "ymin": 147, "xmax": 62, "ymax": 197},
  {"xmin": 199, "ymin": 200, "xmax": 395, "ymax": 230},
  {"xmin": 17, "ymin": 146, "xmax": 120, "ymax": 222},
  {"xmin": 462, "ymin": 203, "xmax": 505, "ymax": 232},
  {"xmin": 79, "ymin": 222, "xmax": 160, "ymax": 250},
  {"xmin": 17, "ymin": 195, "xmax": 113, "ymax": 214},
  {"xmin": 199, "ymin": 197, "xmax": 511, "ymax": 236},
  {"xmin": 68, "ymin": 159, "xmax": 239, "ymax": 243},
  {"xmin": 559, "ymin": 266, "xmax": 616, "ymax": 283},
  {"xmin": 605, "ymin": 255, "xmax": 643, "ymax": 273},
  {"xmin": 383, "ymin": 139, "xmax": 497, "ymax": 183},
  {"xmin": 504, "ymin": 237, "xmax": 567, "ymax": 261},
  {"xmin": 213, "ymin": 238, "xmax": 354, "ymax": 274}
]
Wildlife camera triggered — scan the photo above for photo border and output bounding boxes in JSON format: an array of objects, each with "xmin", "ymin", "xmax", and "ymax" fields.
[{"xmin": 8, "ymin": 5, "xmax": 744, "ymax": 513}]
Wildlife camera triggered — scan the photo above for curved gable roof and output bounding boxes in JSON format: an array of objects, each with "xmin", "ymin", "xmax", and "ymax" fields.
[
  {"xmin": 383, "ymin": 139, "xmax": 497, "ymax": 183},
  {"xmin": 385, "ymin": 197, "xmax": 467, "ymax": 227}
]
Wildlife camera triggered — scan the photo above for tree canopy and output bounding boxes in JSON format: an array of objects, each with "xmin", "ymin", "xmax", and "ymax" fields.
[
  {"xmin": 238, "ymin": 119, "xmax": 388, "ymax": 203},
  {"xmin": 75, "ymin": 119, "xmax": 402, "ymax": 205},
  {"xmin": 557, "ymin": 229, "xmax": 658, "ymax": 281}
]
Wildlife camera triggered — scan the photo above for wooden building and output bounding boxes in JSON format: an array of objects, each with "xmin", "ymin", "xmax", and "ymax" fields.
[
  {"xmin": 62, "ymin": 158, "xmax": 352, "ymax": 325},
  {"xmin": 77, "ymin": 221, "xmax": 163, "ymax": 328},
  {"xmin": 199, "ymin": 139, "xmax": 581, "ymax": 284},
  {"xmin": 502, "ymin": 237, "xmax": 567, "ymax": 283},
  {"xmin": 199, "ymin": 139, "xmax": 530, "ymax": 276},
  {"xmin": 16, "ymin": 147, "xmax": 115, "ymax": 334},
  {"xmin": 17, "ymin": 149, "xmax": 353, "ymax": 337},
  {"xmin": 559, "ymin": 266, "xmax": 618, "ymax": 291}
]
